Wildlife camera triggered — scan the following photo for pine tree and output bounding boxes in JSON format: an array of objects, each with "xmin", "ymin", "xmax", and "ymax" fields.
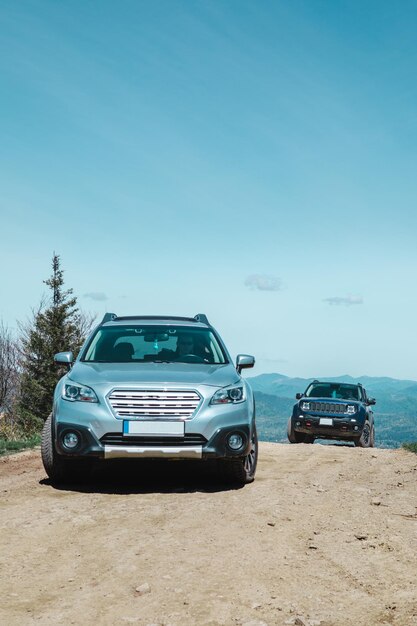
[{"xmin": 18, "ymin": 254, "xmax": 89, "ymax": 429}]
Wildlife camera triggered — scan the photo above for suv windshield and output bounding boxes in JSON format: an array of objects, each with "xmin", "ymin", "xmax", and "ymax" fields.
[
  {"xmin": 82, "ymin": 325, "xmax": 228, "ymax": 364},
  {"xmin": 305, "ymin": 383, "xmax": 361, "ymax": 401}
]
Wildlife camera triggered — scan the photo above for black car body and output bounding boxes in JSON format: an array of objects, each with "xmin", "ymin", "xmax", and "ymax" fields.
[{"xmin": 287, "ymin": 380, "xmax": 376, "ymax": 447}]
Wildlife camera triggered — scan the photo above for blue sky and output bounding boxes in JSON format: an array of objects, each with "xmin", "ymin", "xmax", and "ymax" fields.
[{"xmin": 1, "ymin": 1, "xmax": 417, "ymax": 379}]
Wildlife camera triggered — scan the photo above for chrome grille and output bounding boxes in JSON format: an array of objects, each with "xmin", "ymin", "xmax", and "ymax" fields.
[
  {"xmin": 309, "ymin": 402, "xmax": 347, "ymax": 413},
  {"xmin": 108, "ymin": 389, "xmax": 201, "ymax": 419}
]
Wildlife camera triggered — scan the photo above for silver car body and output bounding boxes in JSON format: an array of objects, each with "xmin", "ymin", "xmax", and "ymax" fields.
[{"xmin": 52, "ymin": 315, "xmax": 256, "ymax": 462}]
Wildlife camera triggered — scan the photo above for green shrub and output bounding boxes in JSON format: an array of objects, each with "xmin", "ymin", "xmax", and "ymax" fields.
[
  {"xmin": 402, "ymin": 442, "xmax": 417, "ymax": 454},
  {"xmin": 0, "ymin": 434, "xmax": 41, "ymax": 457}
]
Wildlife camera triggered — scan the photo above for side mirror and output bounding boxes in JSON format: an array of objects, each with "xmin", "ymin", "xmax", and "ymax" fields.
[
  {"xmin": 236, "ymin": 354, "xmax": 255, "ymax": 373},
  {"xmin": 296, "ymin": 392, "xmax": 303, "ymax": 399},
  {"xmin": 54, "ymin": 352, "xmax": 73, "ymax": 368},
  {"xmin": 367, "ymin": 398, "xmax": 376, "ymax": 405}
]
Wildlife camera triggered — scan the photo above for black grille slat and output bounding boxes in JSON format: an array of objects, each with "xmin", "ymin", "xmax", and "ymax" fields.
[{"xmin": 101, "ymin": 433, "xmax": 206, "ymax": 447}]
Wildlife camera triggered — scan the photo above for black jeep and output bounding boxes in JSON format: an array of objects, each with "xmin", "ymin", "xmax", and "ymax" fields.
[{"xmin": 287, "ymin": 380, "xmax": 376, "ymax": 447}]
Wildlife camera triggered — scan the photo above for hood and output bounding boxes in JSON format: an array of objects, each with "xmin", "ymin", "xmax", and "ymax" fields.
[{"xmin": 68, "ymin": 361, "xmax": 240, "ymax": 388}]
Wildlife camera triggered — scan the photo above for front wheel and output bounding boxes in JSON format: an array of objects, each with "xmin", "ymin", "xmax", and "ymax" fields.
[
  {"xmin": 41, "ymin": 414, "xmax": 92, "ymax": 484},
  {"xmin": 354, "ymin": 420, "xmax": 372, "ymax": 448},
  {"xmin": 369, "ymin": 424, "xmax": 375, "ymax": 448},
  {"xmin": 220, "ymin": 425, "xmax": 258, "ymax": 486}
]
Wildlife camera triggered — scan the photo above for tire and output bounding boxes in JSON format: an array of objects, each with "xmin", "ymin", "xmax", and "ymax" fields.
[
  {"xmin": 220, "ymin": 425, "xmax": 258, "ymax": 486},
  {"xmin": 41, "ymin": 414, "xmax": 91, "ymax": 484},
  {"xmin": 287, "ymin": 418, "xmax": 307, "ymax": 443},
  {"xmin": 355, "ymin": 420, "xmax": 372, "ymax": 448},
  {"xmin": 369, "ymin": 424, "xmax": 375, "ymax": 448}
]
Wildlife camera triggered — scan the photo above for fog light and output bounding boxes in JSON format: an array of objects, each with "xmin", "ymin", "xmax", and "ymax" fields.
[
  {"xmin": 296, "ymin": 421, "xmax": 301, "ymax": 427},
  {"xmin": 228, "ymin": 433, "xmax": 244, "ymax": 450},
  {"xmin": 354, "ymin": 425, "xmax": 359, "ymax": 431},
  {"xmin": 63, "ymin": 432, "xmax": 79, "ymax": 449}
]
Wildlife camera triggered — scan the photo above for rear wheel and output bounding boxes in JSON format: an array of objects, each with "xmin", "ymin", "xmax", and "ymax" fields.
[
  {"xmin": 354, "ymin": 420, "xmax": 372, "ymax": 448},
  {"xmin": 287, "ymin": 418, "xmax": 308, "ymax": 443},
  {"xmin": 41, "ymin": 414, "xmax": 91, "ymax": 484}
]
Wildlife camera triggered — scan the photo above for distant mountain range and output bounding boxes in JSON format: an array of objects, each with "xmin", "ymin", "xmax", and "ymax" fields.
[{"xmin": 248, "ymin": 373, "xmax": 417, "ymax": 448}]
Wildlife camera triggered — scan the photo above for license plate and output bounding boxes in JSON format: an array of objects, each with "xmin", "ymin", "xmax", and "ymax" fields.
[
  {"xmin": 123, "ymin": 421, "xmax": 185, "ymax": 437},
  {"xmin": 319, "ymin": 418, "xmax": 333, "ymax": 426}
]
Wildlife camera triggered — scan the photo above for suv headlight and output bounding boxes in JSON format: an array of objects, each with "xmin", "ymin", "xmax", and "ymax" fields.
[
  {"xmin": 211, "ymin": 385, "xmax": 245, "ymax": 404},
  {"xmin": 300, "ymin": 401, "xmax": 310, "ymax": 410},
  {"xmin": 63, "ymin": 383, "xmax": 98, "ymax": 403},
  {"xmin": 346, "ymin": 404, "xmax": 356, "ymax": 414}
]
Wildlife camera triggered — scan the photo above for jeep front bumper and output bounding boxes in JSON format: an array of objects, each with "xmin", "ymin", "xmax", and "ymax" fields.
[{"xmin": 292, "ymin": 414, "xmax": 364, "ymax": 439}]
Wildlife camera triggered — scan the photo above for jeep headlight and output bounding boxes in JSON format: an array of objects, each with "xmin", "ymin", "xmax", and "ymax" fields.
[
  {"xmin": 346, "ymin": 404, "xmax": 356, "ymax": 414},
  {"xmin": 300, "ymin": 401, "xmax": 310, "ymax": 410},
  {"xmin": 63, "ymin": 383, "xmax": 98, "ymax": 403},
  {"xmin": 211, "ymin": 385, "xmax": 245, "ymax": 404}
]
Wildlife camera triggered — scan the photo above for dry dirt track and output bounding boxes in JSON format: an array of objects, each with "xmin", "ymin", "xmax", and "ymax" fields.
[{"xmin": 1, "ymin": 443, "xmax": 417, "ymax": 626}]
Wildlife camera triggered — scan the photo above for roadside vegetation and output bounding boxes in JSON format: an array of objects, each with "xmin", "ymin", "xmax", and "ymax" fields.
[
  {"xmin": 0, "ymin": 435, "xmax": 41, "ymax": 457},
  {"xmin": 0, "ymin": 254, "xmax": 94, "ymax": 454},
  {"xmin": 402, "ymin": 442, "xmax": 417, "ymax": 454}
]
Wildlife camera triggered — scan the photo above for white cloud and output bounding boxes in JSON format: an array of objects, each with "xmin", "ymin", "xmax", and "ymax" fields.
[
  {"xmin": 323, "ymin": 295, "xmax": 363, "ymax": 306},
  {"xmin": 83, "ymin": 292, "xmax": 109, "ymax": 302},
  {"xmin": 244, "ymin": 274, "xmax": 282, "ymax": 292}
]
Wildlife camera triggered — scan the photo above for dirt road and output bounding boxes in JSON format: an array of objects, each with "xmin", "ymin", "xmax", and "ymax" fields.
[{"xmin": 1, "ymin": 443, "xmax": 416, "ymax": 626}]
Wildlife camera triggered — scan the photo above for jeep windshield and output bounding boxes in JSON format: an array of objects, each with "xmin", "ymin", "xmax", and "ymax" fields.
[
  {"xmin": 82, "ymin": 325, "xmax": 228, "ymax": 364},
  {"xmin": 305, "ymin": 383, "xmax": 361, "ymax": 401}
]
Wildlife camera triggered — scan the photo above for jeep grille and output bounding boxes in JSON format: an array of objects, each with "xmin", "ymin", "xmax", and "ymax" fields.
[
  {"xmin": 108, "ymin": 389, "xmax": 202, "ymax": 419},
  {"xmin": 309, "ymin": 402, "xmax": 347, "ymax": 413}
]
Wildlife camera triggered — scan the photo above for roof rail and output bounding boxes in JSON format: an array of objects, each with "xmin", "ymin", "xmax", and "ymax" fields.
[
  {"xmin": 101, "ymin": 312, "xmax": 117, "ymax": 323},
  {"xmin": 100, "ymin": 313, "xmax": 211, "ymax": 325},
  {"xmin": 194, "ymin": 313, "xmax": 210, "ymax": 325},
  {"xmin": 113, "ymin": 315, "xmax": 197, "ymax": 323}
]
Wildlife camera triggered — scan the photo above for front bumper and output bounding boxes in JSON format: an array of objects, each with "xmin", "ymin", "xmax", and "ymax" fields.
[
  {"xmin": 55, "ymin": 421, "xmax": 253, "ymax": 460},
  {"xmin": 292, "ymin": 414, "xmax": 364, "ymax": 440}
]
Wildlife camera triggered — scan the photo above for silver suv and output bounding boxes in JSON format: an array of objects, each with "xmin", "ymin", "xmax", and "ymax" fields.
[{"xmin": 41, "ymin": 313, "xmax": 257, "ymax": 486}]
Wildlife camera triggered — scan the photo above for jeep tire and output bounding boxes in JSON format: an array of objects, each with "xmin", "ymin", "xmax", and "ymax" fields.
[
  {"xmin": 355, "ymin": 420, "xmax": 372, "ymax": 448},
  {"xmin": 369, "ymin": 424, "xmax": 375, "ymax": 448}
]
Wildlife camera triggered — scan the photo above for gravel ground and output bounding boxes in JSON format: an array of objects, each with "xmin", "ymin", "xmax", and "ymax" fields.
[{"xmin": 1, "ymin": 442, "xmax": 416, "ymax": 626}]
